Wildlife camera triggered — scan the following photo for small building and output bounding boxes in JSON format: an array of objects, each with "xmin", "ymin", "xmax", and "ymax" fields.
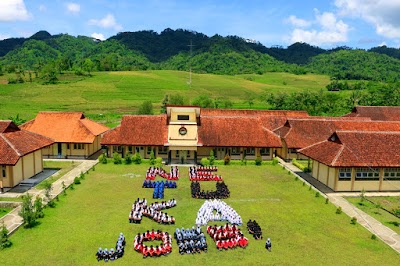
[
  {"xmin": 0, "ymin": 121, "xmax": 54, "ymax": 188},
  {"xmin": 21, "ymin": 112, "xmax": 109, "ymax": 159},
  {"xmin": 101, "ymin": 106, "xmax": 300, "ymax": 164},
  {"xmin": 274, "ymin": 118, "xmax": 400, "ymax": 161},
  {"xmin": 298, "ymin": 131, "xmax": 400, "ymax": 191},
  {"xmin": 343, "ymin": 106, "xmax": 400, "ymax": 121}
]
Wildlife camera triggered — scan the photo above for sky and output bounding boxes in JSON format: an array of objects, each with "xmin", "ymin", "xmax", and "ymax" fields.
[{"xmin": 1, "ymin": 0, "xmax": 400, "ymax": 49}]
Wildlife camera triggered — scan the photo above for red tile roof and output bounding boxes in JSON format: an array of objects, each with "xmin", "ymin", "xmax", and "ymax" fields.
[
  {"xmin": 274, "ymin": 119, "xmax": 400, "ymax": 149},
  {"xmin": 101, "ymin": 115, "xmax": 168, "ymax": 146},
  {"xmin": 198, "ymin": 116, "xmax": 282, "ymax": 147},
  {"xmin": 343, "ymin": 106, "xmax": 400, "ymax": 121},
  {"xmin": 0, "ymin": 121, "xmax": 54, "ymax": 165},
  {"xmin": 20, "ymin": 112, "xmax": 109, "ymax": 143},
  {"xmin": 298, "ymin": 131, "xmax": 400, "ymax": 167}
]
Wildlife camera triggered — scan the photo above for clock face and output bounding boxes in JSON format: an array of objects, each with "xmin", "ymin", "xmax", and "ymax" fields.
[{"xmin": 179, "ymin": 126, "xmax": 187, "ymax": 136}]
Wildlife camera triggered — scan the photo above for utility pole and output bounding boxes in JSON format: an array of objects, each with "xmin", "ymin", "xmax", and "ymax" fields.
[{"xmin": 187, "ymin": 40, "xmax": 195, "ymax": 88}]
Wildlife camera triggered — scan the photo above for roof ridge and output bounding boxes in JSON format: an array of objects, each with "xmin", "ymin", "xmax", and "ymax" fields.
[
  {"xmin": 298, "ymin": 139, "xmax": 327, "ymax": 152},
  {"xmin": 0, "ymin": 133, "xmax": 21, "ymax": 156},
  {"xmin": 331, "ymin": 145, "xmax": 345, "ymax": 166},
  {"xmin": 336, "ymin": 130, "xmax": 400, "ymax": 134}
]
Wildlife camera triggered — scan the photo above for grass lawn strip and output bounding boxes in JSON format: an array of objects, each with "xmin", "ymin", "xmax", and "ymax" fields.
[{"xmin": 0, "ymin": 164, "xmax": 398, "ymax": 265}]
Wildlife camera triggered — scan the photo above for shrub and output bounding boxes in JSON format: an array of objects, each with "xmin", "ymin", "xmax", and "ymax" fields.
[
  {"xmin": 92, "ymin": 166, "xmax": 95, "ymax": 171},
  {"xmin": 62, "ymin": 181, "xmax": 67, "ymax": 195},
  {"xmin": 209, "ymin": 150, "xmax": 215, "ymax": 165},
  {"xmin": 113, "ymin": 152, "xmax": 122, "ymax": 164},
  {"xmin": 133, "ymin": 152, "xmax": 142, "ymax": 164},
  {"xmin": 47, "ymin": 200, "xmax": 56, "ymax": 208},
  {"xmin": 255, "ymin": 156, "xmax": 262, "ymax": 166},
  {"xmin": 149, "ymin": 149, "xmax": 156, "ymax": 165},
  {"xmin": 315, "ymin": 192, "xmax": 320, "ymax": 197},
  {"xmin": 224, "ymin": 154, "xmax": 231, "ymax": 165},
  {"xmin": 155, "ymin": 157, "xmax": 163, "ymax": 167},
  {"xmin": 303, "ymin": 167, "xmax": 311, "ymax": 173},
  {"xmin": 294, "ymin": 176, "xmax": 298, "ymax": 181},
  {"xmin": 351, "ymin": 217, "xmax": 357, "ymax": 225},
  {"xmin": 69, "ymin": 184, "xmax": 74, "ymax": 190},
  {"xmin": 74, "ymin": 177, "xmax": 81, "ymax": 184},
  {"xmin": 80, "ymin": 171, "xmax": 85, "ymax": 180},
  {"xmin": 271, "ymin": 158, "xmax": 278, "ymax": 165},
  {"xmin": 124, "ymin": 153, "xmax": 132, "ymax": 165},
  {"xmin": 303, "ymin": 181, "xmax": 306, "ymax": 186},
  {"xmin": 336, "ymin": 206, "xmax": 342, "ymax": 214},
  {"xmin": 325, "ymin": 198, "xmax": 329, "ymax": 204},
  {"xmin": 371, "ymin": 234, "xmax": 377, "ymax": 240},
  {"xmin": 308, "ymin": 186, "xmax": 312, "ymax": 191},
  {"xmin": 19, "ymin": 194, "xmax": 37, "ymax": 228},
  {"xmin": 201, "ymin": 157, "xmax": 210, "ymax": 166},
  {"xmin": 34, "ymin": 197, "xmax": 44, "ymax": 219},
  {"xmin": 0, "ymin": 221, "xmax": 12, "ymax": 249},
  {"xmin": 99, "ymin": 153, "xmax": 107, "ymax": 164}
]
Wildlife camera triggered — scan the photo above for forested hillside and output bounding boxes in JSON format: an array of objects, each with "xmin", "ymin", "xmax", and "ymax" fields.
[{"xmin": 1, "ymin": 28, "xmax": 400, "ymax": 83}]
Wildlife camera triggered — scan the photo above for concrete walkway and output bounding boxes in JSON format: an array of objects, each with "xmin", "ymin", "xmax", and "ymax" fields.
[
  {"xmin": 0, "ymin": 159, "xmax": 98, "ymax": 234},
  {"xmin": 277, "ymin": 157, "xmax": 400, "ymax": 254}
]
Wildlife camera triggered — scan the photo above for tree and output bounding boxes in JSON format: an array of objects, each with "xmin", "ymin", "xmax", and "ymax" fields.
[
  {"xmin": 19, "ymin": 194, "xmax": 37, "ymax": 228},
  {"xmin": 41, "ymin": 61, "xmax": 58, "ymax": 84},
  {"xmin": 192, "ymin": 94, "xmax": 213, "ymax": 108},
  {"xmin": 83, "ymin": 58, "xmax": 94, "ymax": 75},
  {"xmin": 8, "ymin": 114, "xmax": 26, "ymax": 125},
  {"xmin": 161, "ymin": 94, "xmax": 169, "ymax": 114},
  {"xmin": 138, "ymin": 100, "xmax": 154, "ymax": 115},
  {"xmin": 169, "ymin": 94, "xmax": 185, "ymax": 105},
  {"xmin": 0, "ymin": 221, "xmax": 12, "ymax": 249}
]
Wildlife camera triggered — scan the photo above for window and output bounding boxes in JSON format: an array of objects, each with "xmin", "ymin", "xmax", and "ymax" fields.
[
  {"xmin": 128, "ymin": 146, "xmax": 133, "ymax": 153},
  {"xmin": 2, "ymin": 166, "xmax": 6, "ymax": 178},
  {"xmin": 187, "ymin": 150, "xmax": 191, "ymax": 158},
  {"xmin": 289, "ymin": 148, "xmax": 297, "ymax": 153},
  {"xmin": 74, "ymin": 143, "xmax": 84, "ymax": 150},
  {"xmin": 384, "ymin": 168, "xmax": 400, "ymax": 180},
  {"xmin": 260, "ymin": 148, "xmax": 270, "ymax": 156},
  {"xmin": 67, "ymin": 144, "xmax": 70, "ymax": 149},
  {"xmin": 115, "ymin": 146, "xmax": 122, "ymax": 152},
  {"xmin": 338, "ymin": 168, "xmax": 352, "ymax": 181},
  {"xmin": 147, "ymin": 147, "xmax": 152, "ymax": 155},
  {"xmin": 231, "ymin": 147, "xmax": 241, "ymax": 155},
  {"xmin": 158, "ymin": 146, "xmax": 168, "ymax": 154},
  {"xmin": 355, "ymin": 168, "xmax": 379, "ymax": 181},
  {"xmin": 135, "ymin": 147, "xmax": 140, "ymax": 153},
  {"xmin": 177, "ymin": 115, "xmax": 189, "ymax": 121},
  {"xmin": 176, "ymin": 150, "xmax": 180, "ymax": 158},
  {"xmin": 246, "ymin": 148, "xmax": 255, "ymax": 155}
]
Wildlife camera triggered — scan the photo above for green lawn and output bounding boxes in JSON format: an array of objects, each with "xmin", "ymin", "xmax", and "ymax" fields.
[
  {"xmin": 346, "ymin": 197, "xmax": 400, "ymax": 234},
  {"xmin": 0, "ymin": 207, "xmax": 13, "ymax": 218},
  {"xmin": 0, "ymin": 163, "xmax": 398, "ymax": 265},
  {"xmin": 0, "ymin": 70, "xmax": 335, "ymax": 126},
  {"xmin": 35, "ymin": 161, "xmax": 82, "ymax": 190}
]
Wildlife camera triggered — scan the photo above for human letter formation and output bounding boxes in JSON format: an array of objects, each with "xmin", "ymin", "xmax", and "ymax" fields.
[
  {"xmin": 134, "ymin": 230, "xmax": 172, "ymax": 258},
  {"xmin": 189, "ymin": 166, "xmax": 222, "ymax": 181},
  {"xmin": 96, "ymin": 233, "xmax": 126, "ymax": 262},
  {"xmin": 191, "ymin": 181, "xmax": 230, "ymax": 199},
  {"xmin": 146, "ymin": 166, "xmax": 179, "ymax": 180},
  {"xmin": 196, "ymin": 199, "xmax": 242, "ymax": 226},
  {"xmin": 129, "ymin": 198, "xmax": 176, "ymax": 224},
  {"xmin": 207, "ymin": 224, "xmax": 248, "ymax": 250},
  {"xmin": 174, "ymin": 226, "xmax": 208, "ymax": 255}
]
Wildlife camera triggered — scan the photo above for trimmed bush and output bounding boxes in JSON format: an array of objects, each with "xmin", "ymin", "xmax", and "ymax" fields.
[
  {"xmin": 325, "ymin": 198, "xmax": 329, "ymax": 204},
  {"xmin": 201, "ymin": 157, "xmax": 210, "ymax": 166},
  {"xmin": 336, "ymin": 207, "xmax": 342, "ymax": 214},
  {"xmin": 155, "ymin": 157, "xmax": 163, "ymax": 167},
  {"xmin": 99, "ymin": 153, "xmax": 107, "ymax": 164},
  {"xmin": 113, "ymin": 152, "xmax": 122, "ymax": 164},
  {"xmin": 240, "ymin": 159, "xmax": 247, "ymax": 166},
  {"xmin": 74, "ymin": 177, "xmax": 81, "ymax": 184},
  {"xmin": 133, "ymin": 152, "xmax": 142, "ymax": 164},
  {"xmin": 124, "ymin": 153, "xmax": 132, "ymax": 165},
  {"xmin": 149, "ymin": 149, "xmax": 156, "ymax": 165},
  {"xmin": 80, "ymin": 171, "xmax": 85, "ymax": 180},
  {"xmin": 371, "ymin": 234, "xmax": 377, "ymax": 240},
  {"xmin": 315, "ymin": 192, "xmax": 320, "ymax": 197},
  {"xmin": 271, "ymin": 158, "xmax": 278, "ymax": 165},
  {"xmin": 209, "ymin": 150, "xmax": 215, "ymax": 165},
  {"xmin": 255, "ymin": 156, "xmax": 262, "ymax": 166},
  {"xmin": 351, "ymin": 217, "xmax": 357, "ymax": 225}
]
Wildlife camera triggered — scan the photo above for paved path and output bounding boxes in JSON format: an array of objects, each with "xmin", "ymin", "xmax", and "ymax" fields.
[
  {"xmin": 0, "ymin": 160, "xmax": 98, "ymax": 235},
  {"xmin": 277, "ymin": 157, "xmax": 400, "ymax": 254}
]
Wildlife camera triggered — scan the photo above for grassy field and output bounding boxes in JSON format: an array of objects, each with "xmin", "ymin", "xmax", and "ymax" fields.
[
  {"xmin": 35, "ymin": 161, "xmax": 82, "ymax": 190},
  {"xmin": 0, "ymin": 70, "xmax": 332, "ymax": 126},
  {"xmin": 0, "ymin": 163, "xmax": 398, "ymax": 265},
  {"xmin": 346, "ymin": 197, "xmax": 400, "ymax": 234}
]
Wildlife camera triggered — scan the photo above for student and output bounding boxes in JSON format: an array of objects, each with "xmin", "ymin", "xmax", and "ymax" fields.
[
  {"xmin": 96, "ymin": 247, "xmax": 103, "ymax": 261},
  {"xmin": 265, "ymin": 238, "xmax": 272, "ymax": 252}
]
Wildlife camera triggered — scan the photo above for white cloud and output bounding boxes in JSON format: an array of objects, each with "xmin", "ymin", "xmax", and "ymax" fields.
[
  {"xmin": 287, "ymin": 9, "xmax": 349, "ymax": 46},
  {"xmin": 0, "ymin": 0, "xmax": 31, "ymax": 22},
  {"xmin": 286, "ymin": 15, "xmax": 311, "ymax": 28},
  {"xmin": 88, "ymin": 14, "xmax": 122, "ymax": 31},
  {"xmin": 66, "ymin": 2, "xmax": 80, "ymax": 14},
  {"xmin": 0, "ymin": 34, "xmax": 11, "ymax": 40},
  {"xmin": 91, "ymin": 33, "xmax": 106, "ymax": 41},
  {"xmin": 335, "ymin": 0, "xmax": 400, "ymax": 38}
]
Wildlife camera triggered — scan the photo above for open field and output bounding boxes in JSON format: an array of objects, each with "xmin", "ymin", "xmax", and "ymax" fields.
[
  {"xmin": 347, "ymin": 197, "xmax": 400, "ymax": 234},
  {"xmin": 0, "ymin": 163, "xmax": 398, "ymax": 265},
  {"xmin": 0, "ymin": 70, "xmax": 333, "ymax": 126}
]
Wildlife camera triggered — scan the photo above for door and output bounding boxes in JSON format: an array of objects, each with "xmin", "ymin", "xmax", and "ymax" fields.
[{"xmin": 58, "ymin": 143, "xmax": 62, "ymax": 158}]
